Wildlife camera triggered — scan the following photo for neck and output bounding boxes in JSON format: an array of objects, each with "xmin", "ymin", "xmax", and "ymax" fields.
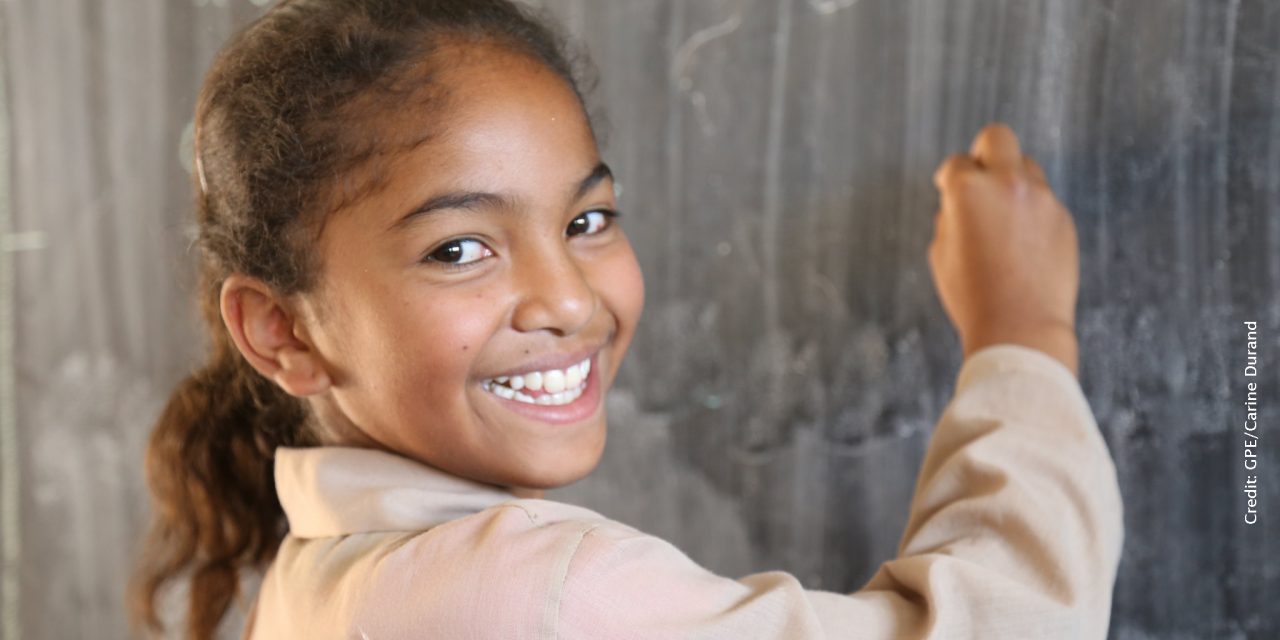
[{"xmin": 509, "ymin": 486, "xmax": 545, "ymax": 499}]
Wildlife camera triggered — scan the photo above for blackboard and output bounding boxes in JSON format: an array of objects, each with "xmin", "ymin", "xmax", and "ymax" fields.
[{"xmin": 1, "ymin": 0, "xmax": 1276, "ymax": 637}]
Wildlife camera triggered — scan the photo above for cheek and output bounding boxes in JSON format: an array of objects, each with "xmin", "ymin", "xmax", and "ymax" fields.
[
  {"xmin": 386, "ymin": 290, "xmax": 498, "ymax": 388},
  {"xmin": 330, "ymin": 278, "xmax": 497, "ymax": 416},
  {"xmin": 595, "ymin": 238, "xmax": 646, "ymax": 331}
]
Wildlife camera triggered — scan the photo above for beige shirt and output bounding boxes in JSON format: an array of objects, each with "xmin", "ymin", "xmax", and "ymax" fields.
[{"xmin": 246, "ymin": 344, "xmax": 1124, "ymax": 639}]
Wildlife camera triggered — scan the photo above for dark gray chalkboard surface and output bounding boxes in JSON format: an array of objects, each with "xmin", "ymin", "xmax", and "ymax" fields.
[{"xmin": 1, "ymin": 0, "xmax": 1276, "ymax": 638}]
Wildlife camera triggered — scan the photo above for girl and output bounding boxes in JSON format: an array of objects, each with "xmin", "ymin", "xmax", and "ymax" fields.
[{"xmin": 130, "ymin": 0, "xmax": 1123, "ymax": 638}]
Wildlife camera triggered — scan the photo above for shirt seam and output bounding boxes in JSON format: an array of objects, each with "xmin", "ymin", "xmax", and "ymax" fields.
[
  {"xmin": 543, "ymin": 521, "xmax": 607, "ymax": 640},
  {"xmin": 494, "ymin": 500, "xmax": 541, "ymax": 526}
]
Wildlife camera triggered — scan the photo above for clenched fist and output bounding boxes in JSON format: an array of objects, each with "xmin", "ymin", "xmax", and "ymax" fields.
[{"xmin": 928, "ymin": 123, "xmax": 1081, "ymax": 377}]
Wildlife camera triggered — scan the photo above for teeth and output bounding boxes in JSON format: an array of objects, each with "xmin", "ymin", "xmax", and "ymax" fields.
[
  {"xmin": 544, "ymin": 370, "xmax": 566, "ymax": 393},
  {"xmin": 482, "ymin": 356, "xmax": 592, "ymax": 405},
  {"xmin": 482, "ymin": 379, "xmax": 585, "ymax": 406}
]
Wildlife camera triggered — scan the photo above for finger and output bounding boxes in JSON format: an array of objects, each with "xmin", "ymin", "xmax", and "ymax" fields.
[
  {"xmin": 1023, "ymin": 156, "xmax": 1048, "ymax": 185},
  {"xmin": 933, "ymin": 153, "xmax": 982, "ymax": 191},
  {"xmin": 970, "ymin": 122, "xmax": 1022, "ymax": 172}
]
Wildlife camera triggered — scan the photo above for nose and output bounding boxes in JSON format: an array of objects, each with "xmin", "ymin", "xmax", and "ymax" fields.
[{"xmin": 510, "ymin": 241, "xmax": 598, "ymax": 336}]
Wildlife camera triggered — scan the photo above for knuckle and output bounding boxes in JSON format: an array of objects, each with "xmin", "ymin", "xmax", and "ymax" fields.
[
  {"xmin": 991, "ymin": 170, "xmax": 1035, "ymax": 198},
  {"xmin": 993, "ymin": 168, "xmax": 1022, "ymax": 187},
  {"xmin": 934, "ymin": 154, "xmax": 967, "ymax": 183},
  {"xmin": 948, "ymin": 169, "xmax": 983, "ymax": 193}
]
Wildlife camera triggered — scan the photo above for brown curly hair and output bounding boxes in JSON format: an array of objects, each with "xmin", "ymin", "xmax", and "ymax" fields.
[{"xmin": 128, "ymin": 1, "xmax": 595, "ymax": 637}]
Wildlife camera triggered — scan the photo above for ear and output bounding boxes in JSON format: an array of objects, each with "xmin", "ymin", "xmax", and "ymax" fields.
[{"xmin": 219, "ymin": 273, "xmax": 331, "ymax": 397}]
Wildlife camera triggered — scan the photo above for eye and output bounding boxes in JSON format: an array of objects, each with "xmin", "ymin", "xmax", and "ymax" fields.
[
  {"xmin": 422, "ymin": 238, "xmax": 493, "ymax": 269},
  {"xmin": 566, "ymin": 209, "xmax": 620, "ymax": 237}
]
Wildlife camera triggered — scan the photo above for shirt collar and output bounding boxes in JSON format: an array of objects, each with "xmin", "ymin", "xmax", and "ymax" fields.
[{"xmin": 274, "ymin": 446, "xmax": 521, "ymax": 538}]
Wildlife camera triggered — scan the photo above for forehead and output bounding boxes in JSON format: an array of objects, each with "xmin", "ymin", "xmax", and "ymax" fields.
[
  {"xmin": 428, "ymin": 44, "xmax": 596, "ymax": 169},
  {"xmin": 323, "ymin": 42, "xmax": 600, "ymax": 220}
]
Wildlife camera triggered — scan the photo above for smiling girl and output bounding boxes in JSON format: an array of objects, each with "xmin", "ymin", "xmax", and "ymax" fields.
[{"xmin": 129, "ymin": 1, "xmax": 1123, "ymax": 638}]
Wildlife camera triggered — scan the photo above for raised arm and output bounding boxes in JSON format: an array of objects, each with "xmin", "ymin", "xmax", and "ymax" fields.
[
  {"xmin": 555, "ymin": 124, "xmax": 1123, "ymax": 639},
  {"xmin": 556, "ymin": 340, "xmax": 1123, "ymax": 639}
]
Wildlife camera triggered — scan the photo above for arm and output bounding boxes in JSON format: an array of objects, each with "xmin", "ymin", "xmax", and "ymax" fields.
[
  {"xmin": 851, "ymin": 342, "xmax": 1124, "ymax": 637},
  {"xmin": 555, "ymin": 342, "xmax": 1123, "ymax": 639},
  {"xmin": 556, "ymin": 124, "xmax": 1122, "ymax": 638}
]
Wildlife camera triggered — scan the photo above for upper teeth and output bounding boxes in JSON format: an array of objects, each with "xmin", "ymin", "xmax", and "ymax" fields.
[{"xmin": 482, "ymin": 357, "xmax": 591, "ymax": 405}]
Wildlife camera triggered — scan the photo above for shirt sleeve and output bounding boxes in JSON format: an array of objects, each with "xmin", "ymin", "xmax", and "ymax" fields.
[{"xmin": 555, "ymin": 343, "xmax": 1125, "ymax": 640}]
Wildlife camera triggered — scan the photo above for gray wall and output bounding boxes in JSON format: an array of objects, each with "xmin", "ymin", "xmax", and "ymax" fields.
[{"xmin": 2, "ymin": 0, "xmax": 1277, "ymax": 638}]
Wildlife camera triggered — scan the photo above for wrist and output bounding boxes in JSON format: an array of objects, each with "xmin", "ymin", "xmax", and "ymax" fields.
[{"xmin": 963, "ymin": 319, "xmax": 1079, "ymax": 378}]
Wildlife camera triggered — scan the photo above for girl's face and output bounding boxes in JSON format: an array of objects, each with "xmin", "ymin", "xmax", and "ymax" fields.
[{"xmin": 296, "ymin": 45, "xmax": 644, "ymax": 495}]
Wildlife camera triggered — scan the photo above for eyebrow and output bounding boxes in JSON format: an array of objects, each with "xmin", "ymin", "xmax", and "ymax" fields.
[{"xmin": 387, "ymin": 161, "xmax": 614, "ymax": 232}]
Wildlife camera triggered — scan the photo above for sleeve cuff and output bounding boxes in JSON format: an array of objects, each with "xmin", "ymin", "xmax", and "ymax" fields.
[{"xmin": 957, "ymin": 343, "xmax": 1081, "ymax": 396}]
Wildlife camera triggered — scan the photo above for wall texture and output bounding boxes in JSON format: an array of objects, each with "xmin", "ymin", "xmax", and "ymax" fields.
[{"xmin": 2, "ymin": 0, "xmax": 1277, "ymax": 638}]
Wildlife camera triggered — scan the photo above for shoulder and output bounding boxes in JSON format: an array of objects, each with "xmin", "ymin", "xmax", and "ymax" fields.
[
  {"xmin": 553, "ymin": 518, "xmax": 846, "ymax": 638},
  {"xmin": 380, "ymin": 498, "xmax": 647, "ymax": 563},
  {"xmin": 348, "ymin": 498, "xmax": 647, "ymax": 638}
]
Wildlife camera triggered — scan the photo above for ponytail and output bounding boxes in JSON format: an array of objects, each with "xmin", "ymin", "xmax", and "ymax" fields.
[{"xmin": 128, "ymin": 272, "xmax": 316, "ymax": 639}]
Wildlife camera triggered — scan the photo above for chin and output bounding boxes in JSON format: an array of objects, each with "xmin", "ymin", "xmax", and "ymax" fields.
[
  {"xmin": 518, "ymin": 434, "xmax": 606, "ymax": 490},
  {"xmin": 525, "ymin": 453, "xmax": 602, "ymax": 490}
]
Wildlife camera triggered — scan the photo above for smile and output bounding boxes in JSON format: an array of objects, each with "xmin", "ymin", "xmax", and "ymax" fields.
[{"xmin": 480, "ymin": 356, "xmax": 591, "ymax": 406}]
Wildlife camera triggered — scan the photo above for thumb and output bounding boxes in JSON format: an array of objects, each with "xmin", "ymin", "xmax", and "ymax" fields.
[{"xmin": 970, "ymin": 122, "xmax": 1023, "ymax": 172}]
